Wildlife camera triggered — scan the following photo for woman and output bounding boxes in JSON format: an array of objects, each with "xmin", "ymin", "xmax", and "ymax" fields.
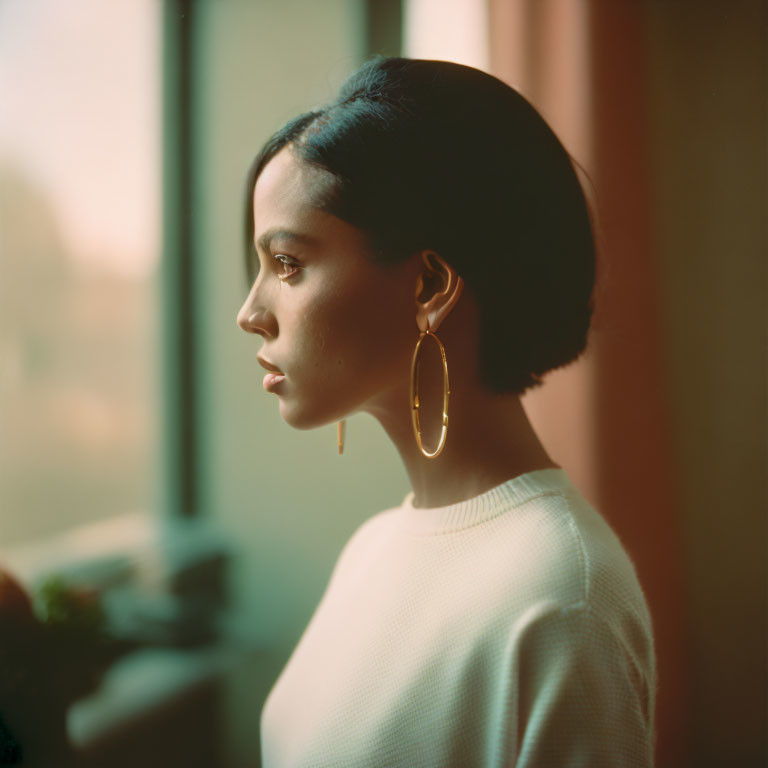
[{"xmin": 237, "ymin": 56, "xmax": 656, "ymax": 767}]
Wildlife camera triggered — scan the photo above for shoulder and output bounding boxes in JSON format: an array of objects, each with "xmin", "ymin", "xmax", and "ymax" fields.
[
  {"xmin": 500, "ymin": 485, "xmax": 657, "ymax": 710},
  {"xmin": 499, "ymin": 488, "xmax": 657, "ymax": 758},
  {"xmin": 496, "ymin": 483, "xmax": 651, "ymax": 625},
  {"xmin": 458, "ymin": 482, "xmax": 655, "ymax": 689}
]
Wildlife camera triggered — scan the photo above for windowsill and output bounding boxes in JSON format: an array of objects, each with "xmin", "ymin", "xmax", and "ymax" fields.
[
  {"xmin": 67, "ymin": 643, "xmax": 240, "ymax": 749},
  {"xmin": 2, "ymin": 512, "xmax": 161, "ymax": 591},
  {"xmin": 2, "ymin": 511, "xmax": 229, "ymax": 594}
]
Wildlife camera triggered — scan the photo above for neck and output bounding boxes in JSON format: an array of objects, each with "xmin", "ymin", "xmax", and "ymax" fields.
[{"xmin": 362, "ymin": 353, "xmax": 557, "ymax": 510}]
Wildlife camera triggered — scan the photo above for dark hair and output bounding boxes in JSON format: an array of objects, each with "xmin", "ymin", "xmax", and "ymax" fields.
[{"xmin": 244, "ymin": 56, "xmax": 596, "ymax": 395}]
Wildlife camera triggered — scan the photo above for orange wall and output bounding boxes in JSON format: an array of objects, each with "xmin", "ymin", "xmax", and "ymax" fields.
[
  {"xmin": 587, "ymin": 4, "xmax": 690, "ymax": 763},
  {"xmin": 489, "ymin": 1, "xmax": 766, "ymax": 766},
  {"xmin": 490, "ymin": 1, "xmax": 695, "ymax": 765}
]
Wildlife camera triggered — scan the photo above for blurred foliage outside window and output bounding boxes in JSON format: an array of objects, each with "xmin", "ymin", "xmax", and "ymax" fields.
[{"xmin": 0, "ymin": 0, "xmax": 161, "ymax": 547}]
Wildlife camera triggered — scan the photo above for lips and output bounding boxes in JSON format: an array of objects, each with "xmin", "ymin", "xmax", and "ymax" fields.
[{"xmin": 257, "ymin": 355, "xmax": 284, "ymax": 375}]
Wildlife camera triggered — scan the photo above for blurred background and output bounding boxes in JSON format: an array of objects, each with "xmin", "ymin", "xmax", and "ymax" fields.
[{"xmin": 0, "ymin": 0, "xmax": 764, "ymax": 766}]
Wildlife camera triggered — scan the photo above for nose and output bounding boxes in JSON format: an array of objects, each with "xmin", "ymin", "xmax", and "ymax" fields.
[
  {"xmin": 237, "ymin": 271, "xmax": 279, "ymax": 336},
  {"xmin": 237, "ymin": 303, "xmax": 272, "ymax": 336},
  {"xmin": 237, "ymin": 302, "xmax": 258, "ymax": 333},
  {"xmin": 238, "ymin": 311, "xmax": 261, "ymax": 334},
  {"xmin": 237, "ymin": 286, "xmax": 271, "ymax": 335}
]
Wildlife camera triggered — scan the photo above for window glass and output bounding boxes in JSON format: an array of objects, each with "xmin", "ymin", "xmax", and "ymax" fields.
[{"xmin": 0, "ymin": 0, "xmax": 160, "ymax": 546}]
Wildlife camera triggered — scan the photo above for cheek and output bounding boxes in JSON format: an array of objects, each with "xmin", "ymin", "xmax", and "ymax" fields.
[
  {"xmin": 300, "ymin": 299, "xmax": 369, "ymax": 377},
  {"xmin": 293, "ymin": 278, "xmax": 408, "ymax": 386}
]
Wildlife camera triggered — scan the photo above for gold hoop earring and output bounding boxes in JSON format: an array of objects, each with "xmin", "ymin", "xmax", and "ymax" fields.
[
  {"xmin": 337, "ymin": 419, "xmax": 346, "ymax": 455},
  {"xmin": 410, "ymin": 324, "xmax": 450, "ymax": 459}
]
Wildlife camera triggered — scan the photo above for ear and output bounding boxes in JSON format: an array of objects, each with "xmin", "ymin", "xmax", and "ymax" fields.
[{"xmin": 414, "ymin": 251, "xmax": 464, "ymax": 334}]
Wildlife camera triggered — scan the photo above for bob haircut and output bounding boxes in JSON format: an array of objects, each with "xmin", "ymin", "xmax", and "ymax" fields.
[{"xmin": 244, "ymin": 56, "xmax": 596, "ymax": 395}]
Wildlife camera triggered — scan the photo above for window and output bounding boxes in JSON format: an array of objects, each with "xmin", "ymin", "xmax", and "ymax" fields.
[{"xmin": 0, "ymin": 0, "xmax": 161, "ymax": 548}]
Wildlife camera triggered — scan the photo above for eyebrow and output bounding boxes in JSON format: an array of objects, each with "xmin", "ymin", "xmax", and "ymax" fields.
[{"xmin": 254, "ymin": 227, "xmax": 317, "ymax": 253}]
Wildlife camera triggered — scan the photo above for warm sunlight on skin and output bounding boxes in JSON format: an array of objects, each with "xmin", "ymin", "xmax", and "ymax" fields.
[
  {"xmin": 237, "ymin": 146, "xmax": 421, "ymax": 430},
  {"xmin": 237, "ymin": 146, "xmax": 557, "ymax": 509}
]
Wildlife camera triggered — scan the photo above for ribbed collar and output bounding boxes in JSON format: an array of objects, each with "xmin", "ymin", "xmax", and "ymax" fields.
[{"xmin": 393, "ymin": 468, "xmax": 573, "ymax": 535}]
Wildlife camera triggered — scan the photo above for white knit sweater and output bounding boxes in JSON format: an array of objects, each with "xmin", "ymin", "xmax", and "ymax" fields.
[{"xmin": 260, "ymin": 469, "xmax": 656, "ymax": 767}]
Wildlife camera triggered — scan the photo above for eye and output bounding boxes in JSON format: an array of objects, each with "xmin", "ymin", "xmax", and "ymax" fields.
[{"xmin": 274, "ymin": 253, "xmax": 301, "ymax": 281}]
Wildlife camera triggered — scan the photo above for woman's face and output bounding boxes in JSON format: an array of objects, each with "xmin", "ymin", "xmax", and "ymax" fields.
[{"xmin": 237, "ymin": 146, "xmax": 419, "ymax": 430}]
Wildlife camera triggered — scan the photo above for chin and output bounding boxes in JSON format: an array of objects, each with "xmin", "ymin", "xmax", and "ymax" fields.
[{"xmin": 277, "ymin": 397, "xmax": 343, "ymax": 432}]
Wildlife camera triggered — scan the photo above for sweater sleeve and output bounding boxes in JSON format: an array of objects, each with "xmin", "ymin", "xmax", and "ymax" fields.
[{"xmin": 511, "ymin": 601, "xmax": 655, "ymax": 768}]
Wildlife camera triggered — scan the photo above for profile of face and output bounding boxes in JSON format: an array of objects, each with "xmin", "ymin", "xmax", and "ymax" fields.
[{"xmin": 237, "ymin": 146, "xmax": 430, "ymax": 430}]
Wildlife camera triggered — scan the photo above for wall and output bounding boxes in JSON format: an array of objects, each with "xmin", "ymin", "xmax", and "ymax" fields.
[
  {"xmin": 491, "ymin": 1, "xmax": 766, "ymax": 765},
  {"xmin": 645, "ymin": 2, "xmax": 767, "ymax": 764}
]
